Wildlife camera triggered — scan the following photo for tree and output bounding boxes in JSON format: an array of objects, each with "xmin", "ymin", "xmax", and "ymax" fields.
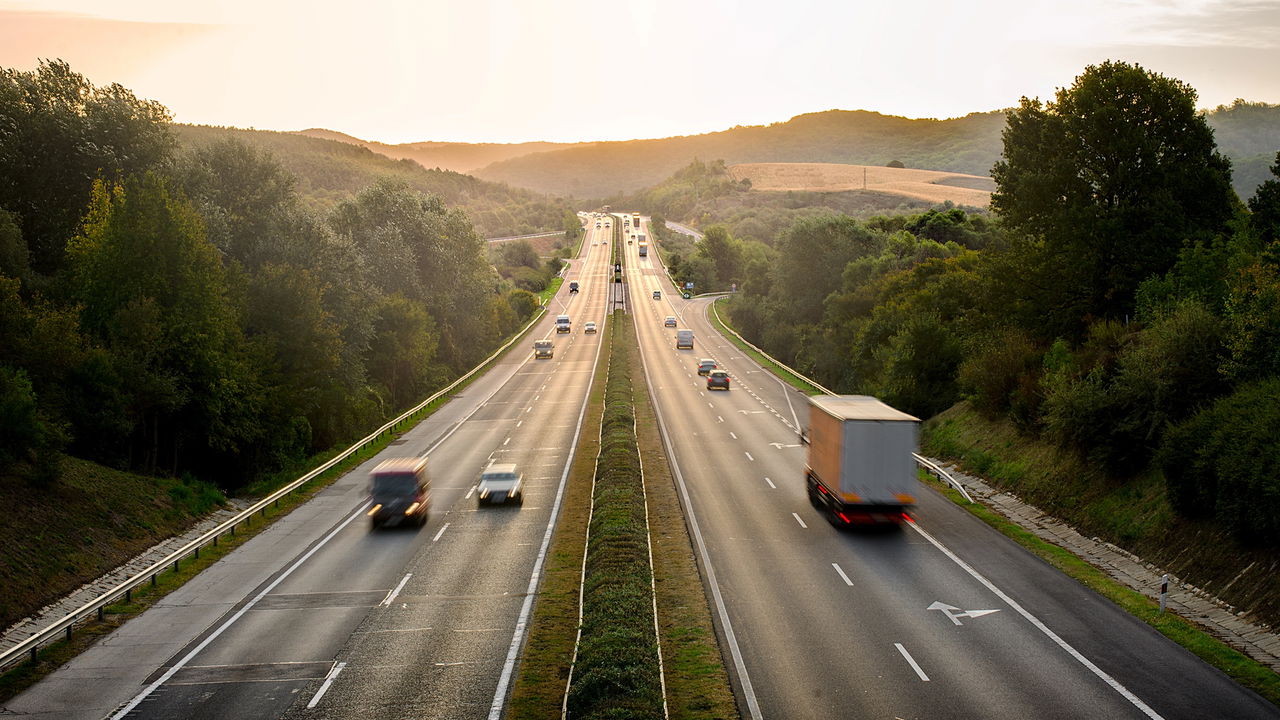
[
  {"xmin": 66, "ymin": 174, "xmax": 254, "ymax": 474},
  {"xmin": 0, "ymin": 60, "xmax": 174, "ymax": 274},
  {"xmin": 1248, "ymin": 152, "xmax": 1280, "ymax": 247},
  {"xmin": 697, "ymin": 225, "xmax": 743, "ymax": 289},
  {"xmin": 991, "ymin": 61, "xmax": 1235, "ymax": 337}
]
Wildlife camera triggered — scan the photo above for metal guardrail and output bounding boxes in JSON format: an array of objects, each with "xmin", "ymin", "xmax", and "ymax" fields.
[
  {"xmin": 0, "ymin": 304, "xmax": 550, "ymax": 672},
  {"xmin": 708, "ymin": 300, "xmax": 973, "ymax": 503},
  {"xmin": 485, "ymin": 230, "xmax": 565, "ymax": 244}
]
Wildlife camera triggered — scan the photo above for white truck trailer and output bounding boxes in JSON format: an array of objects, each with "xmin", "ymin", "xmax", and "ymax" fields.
[{"xmin": 804, "ymin": 395, "xmax": 920, "ymax": 527}]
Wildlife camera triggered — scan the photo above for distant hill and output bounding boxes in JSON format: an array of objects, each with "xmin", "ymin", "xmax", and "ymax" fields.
[
  {"xmin": 293, "ymin": 129, "xmax": 577, "ymax": 174},
  {"xmin": 731, "ymin": 162, "xmax": 993, "ymax": 207},
  {"xmin": 173, "ymin": 125, "xmax": 572, "ymax": 237},
  {"xmin": 458, "ymin": 105, "xmax": 1279, "ymax": 201},
  {"xmin": 470, "ymin": 110, "xmax": 1009, "ymax": 198}
]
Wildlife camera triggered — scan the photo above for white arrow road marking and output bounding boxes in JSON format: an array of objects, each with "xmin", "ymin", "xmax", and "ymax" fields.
[{"xmin": 928, "ymin": 601, "xmax": 1001, "ymax": 625}]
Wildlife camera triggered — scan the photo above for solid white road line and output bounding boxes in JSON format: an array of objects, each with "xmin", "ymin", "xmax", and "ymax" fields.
[
  {"xmin": 487, "ymin": 297, "xmax": 605, "ymax": 720},
  {"xmin": 432, "ymin": 523, "xmax": 450, "ymax": 543},
  {"xmin": 110, "ymin": 505, "xmax": 368, "ymax": 719},
  {"xmin": 832, "ymin": 563, "xmax": 854, "ymax": 586},
  {"xmin": 765, "ymin": 477, "xmax": 776, "ymax": 489},
  {"xmin": 906, "ymin": 519, "xmax": 1163, "ymax": 719},
  {"xmin": 465, "ymin": 485, "xmax": 477, "ymax": 499},
  {"xmin": 381, "ymin": 573, "xmax": 412, "ymax": 606},
  {"xmin": 307, "ymin": 661, "xmax": 347, "ymax": 708},
  {"xmin": 792, "ymin": 513, "xmax": 808, "ymax": 529},
  {"xmin": 895, "ymin": 644, "xmax": 930, "ymax": 682}
]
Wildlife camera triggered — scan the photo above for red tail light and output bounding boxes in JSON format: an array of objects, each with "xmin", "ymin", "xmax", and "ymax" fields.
[{"xmin": 837, "ymin": 512, "xmax": 851, "ymax": 524}]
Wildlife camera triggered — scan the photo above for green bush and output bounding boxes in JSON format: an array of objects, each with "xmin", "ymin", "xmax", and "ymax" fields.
[{"xmin": 1158, "ymin": 378, "xmax": 1280, "ymax": 544}]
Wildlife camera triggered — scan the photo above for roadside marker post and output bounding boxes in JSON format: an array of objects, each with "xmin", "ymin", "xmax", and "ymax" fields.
[{"xmin": 1160, "ymin": 574, "xmax": 1168, "ymax": 613}]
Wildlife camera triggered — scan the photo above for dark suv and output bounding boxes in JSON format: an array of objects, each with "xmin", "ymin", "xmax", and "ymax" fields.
[{"xmin": 368, "ymin": 458, "xmax": 429, "ymax": 529}]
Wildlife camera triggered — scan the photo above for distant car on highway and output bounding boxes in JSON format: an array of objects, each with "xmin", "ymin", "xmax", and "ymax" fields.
[
  {"xmin": 477, "ymin": 463, "xmax": 523, "ymax": 506},
  {"xmin": 367, "ymin": 458, "xmax": 429, "ymax": 530},
  {"xmin": 707, "ymin": 370, "xmax": 731, "ymax": 390},
  {"xmin": 556, "ymin": 314, "xmax": 571, "ymax": 333},
  {"xmin": 534, "ymin": 340, "xmax": 553, "ymax": 359},
  {"xmin": 652, "ymin": 290, "xmax": 661, "ymax": 300},
  {"xmin": 676, "ymin": 329, "xmax": 694, "ymax": 349},
  {"xmin": 663, "ymin": 316, "xmax": 677, "ymax": 327},
  {"xmin": 569, "ymin": 281, "xmax": 579, "ymax": 293},
  {"xmin": 584, "ymin": 321, "xmax": 597, "ymax": 334},
  {"xmin": 697, "ymin": 358, "xmax": 717, "ymax": 375}
]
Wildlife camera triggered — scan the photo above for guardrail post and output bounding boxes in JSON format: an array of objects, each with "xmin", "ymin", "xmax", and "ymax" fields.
[
  {"xmin": 194, "ymin": 545, "xmax": 199, "ymax": 560},
  {"xmin": 173, "ymin": 559, "xmax": 179, "ymax": 574},
  {"xmin": 65, "ymin": 627, "xmax": 72, "ymax": 642},
  {"xmin": 150, "ymin": 574, "xmax": 156, "ymax": 588},
  {"xmin": 30, "ymin": 647, "xmax": 36, "ymax": 662},
  {"xmin": 97, "ymin": 607, "xmax": 103, "ymax": 621},
  {"xmin": 126, "ymin": 588, "xmax": 132, "ymax": 602}
]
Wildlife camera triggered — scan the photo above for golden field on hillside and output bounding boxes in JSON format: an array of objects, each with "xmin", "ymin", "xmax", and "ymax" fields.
[{"xmin": 729, "ymin": 162, "xmax": 994, "ymax": 207}]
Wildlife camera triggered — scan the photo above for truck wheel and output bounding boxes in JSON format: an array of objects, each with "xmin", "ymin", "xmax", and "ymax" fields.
[{"xmin": 808, "ymin": 485, "xmax": 821, "ymax": 508}]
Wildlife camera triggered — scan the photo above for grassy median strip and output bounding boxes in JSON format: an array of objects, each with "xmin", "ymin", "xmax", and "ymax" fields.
[
  {"xmin": 631, "ymin": 324, "xmax": 740, "ymax": 719},
  {"xmin": 566, "ymin": 311, "xmax": 664, "ymax": 719}
]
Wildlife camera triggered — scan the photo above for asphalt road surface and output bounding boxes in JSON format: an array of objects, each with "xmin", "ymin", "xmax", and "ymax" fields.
[
  {"xmin": 621, "ymin": 214, "xmax": 1278, "ymax": 720},
  {"xmin": 6, "ymin": 222, "xmax": 614, "ymax": 720}
]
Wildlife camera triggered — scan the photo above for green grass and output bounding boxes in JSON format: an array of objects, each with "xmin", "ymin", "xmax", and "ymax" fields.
[
  {"xmin": 709, "ymin": 298, "xmax": 823, "ymax": 395},
  {"xmin": 539, "ymin": 277, "xmax": 564, "ymax": 306}
]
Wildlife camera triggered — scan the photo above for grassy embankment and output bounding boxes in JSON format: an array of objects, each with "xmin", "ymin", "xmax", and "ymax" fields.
[
  {"xmin": 0, "ymin": 302, "xmax": 551, "ymax": 702},
  {"xmin": 708, "ymin": 298, "xmax": 822, "ymax": 395},
  {"xmin": 712, "ymin": 299, "xmax": 1280, "ymax": 707},
  {"xmin": 509, "ymin": 313, "xmax": 737, "ymax": 719}
]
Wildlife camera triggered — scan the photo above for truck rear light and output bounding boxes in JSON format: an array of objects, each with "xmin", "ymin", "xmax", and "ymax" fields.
[
  {"xmin": 405, "ymin": 502, "xmax": 420, "ymax": 515},
  {"xmin": 894, "ymin": 493, "xmax": 916, "ymax": 504},
  {"xmin": 837, "ymin": 512, "xmax": 851, "ymax": 524},
  {"xmin": 367, "ymin": 504, "xmax": 382, "ymax": 516}
]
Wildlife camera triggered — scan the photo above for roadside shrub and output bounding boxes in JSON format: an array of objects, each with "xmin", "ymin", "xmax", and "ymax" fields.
[
  {"xmin": 958, "ymin": 328, "xmax": 1042, "ymax": 418},
  {"xmin": 1158, "ymin": 378, "xmax": 1280, "ymax": 545}
]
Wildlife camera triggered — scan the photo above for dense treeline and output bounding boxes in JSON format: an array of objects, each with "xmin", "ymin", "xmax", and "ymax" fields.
[
  {"xmin": 722, "ymin": 62, "xmax": 1280, "ymax": 545},
  {"xmin": 173, "ymin": 124, "xmax": 572, "ymax": 239},
  {"xmin": 0, "ymin": 60, "xmax": 538, "ymax": 489}
]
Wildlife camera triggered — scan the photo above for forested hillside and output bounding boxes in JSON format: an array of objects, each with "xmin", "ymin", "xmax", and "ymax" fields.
[
  {"xmin": 705, "ymin": 62, "xmax": 1280, "ymax": 621},
  {"xmin": 469, "ymin": 104, "xmax": 1280, "ymax": 201},
  {"xmin": 174, "ymin": 125, "xmax": 573, "ymax": 238},
  {"xmin": 1, "ymin": 60, "xmax": 542, "ymax": 494},
  {"xmin": 293, "ymin": 128, "xmax": 575, "ymax": 175}
]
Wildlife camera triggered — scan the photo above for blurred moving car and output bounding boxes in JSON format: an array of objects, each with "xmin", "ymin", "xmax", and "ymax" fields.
[
  {"xmin": 367, "ymin": 458, "xmax": 429, "ymax": 529},
  {"xmin": 584, "ymin": 321, "xmax": 597, "ymax": 334},
  {"xmin": 478, "ymin": 463, "xmax": 523, "ymax": 506},
  {"xmin": 697, "ymin": 358, "xmax": 717, "ymax": 375},
  {"xmin": 707, "ymin": 370, "xmax": 731, "ymax": 390},
  {"xmin": 652, "ymin": 290, "xmax": 661, "ymax": 300},
  {"xmin": 663, "ymin": 316, "xmax": 677, "ymax": 327},
  {"xmin": 534, "ymin": 340, "xmax": 554, "ymax": 359}
]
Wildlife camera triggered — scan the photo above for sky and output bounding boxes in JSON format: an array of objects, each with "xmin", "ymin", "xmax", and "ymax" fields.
[{"xmin": 2, "ymin": 0, "xmax": 1278, "ymax": 144}]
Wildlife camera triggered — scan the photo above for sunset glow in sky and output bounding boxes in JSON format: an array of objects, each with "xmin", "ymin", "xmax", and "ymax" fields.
[{"xmin": 3, "ymin": 0, "xmax": 1278, "ymax": 144}]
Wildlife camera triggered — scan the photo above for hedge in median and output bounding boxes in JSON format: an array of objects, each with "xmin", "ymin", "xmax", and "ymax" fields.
[{"xmin": 566, "ymin": 312, "xmax": 664, "ymax": 720}]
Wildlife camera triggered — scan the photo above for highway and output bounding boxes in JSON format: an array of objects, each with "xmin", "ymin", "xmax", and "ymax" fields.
[
  {"xmin": 621, "ymin": 214, "xmax": 1279, "ymax": 720},
  {"xmin": 5, "ymin": 221, "xmax": 615, "ymax": 720}
]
